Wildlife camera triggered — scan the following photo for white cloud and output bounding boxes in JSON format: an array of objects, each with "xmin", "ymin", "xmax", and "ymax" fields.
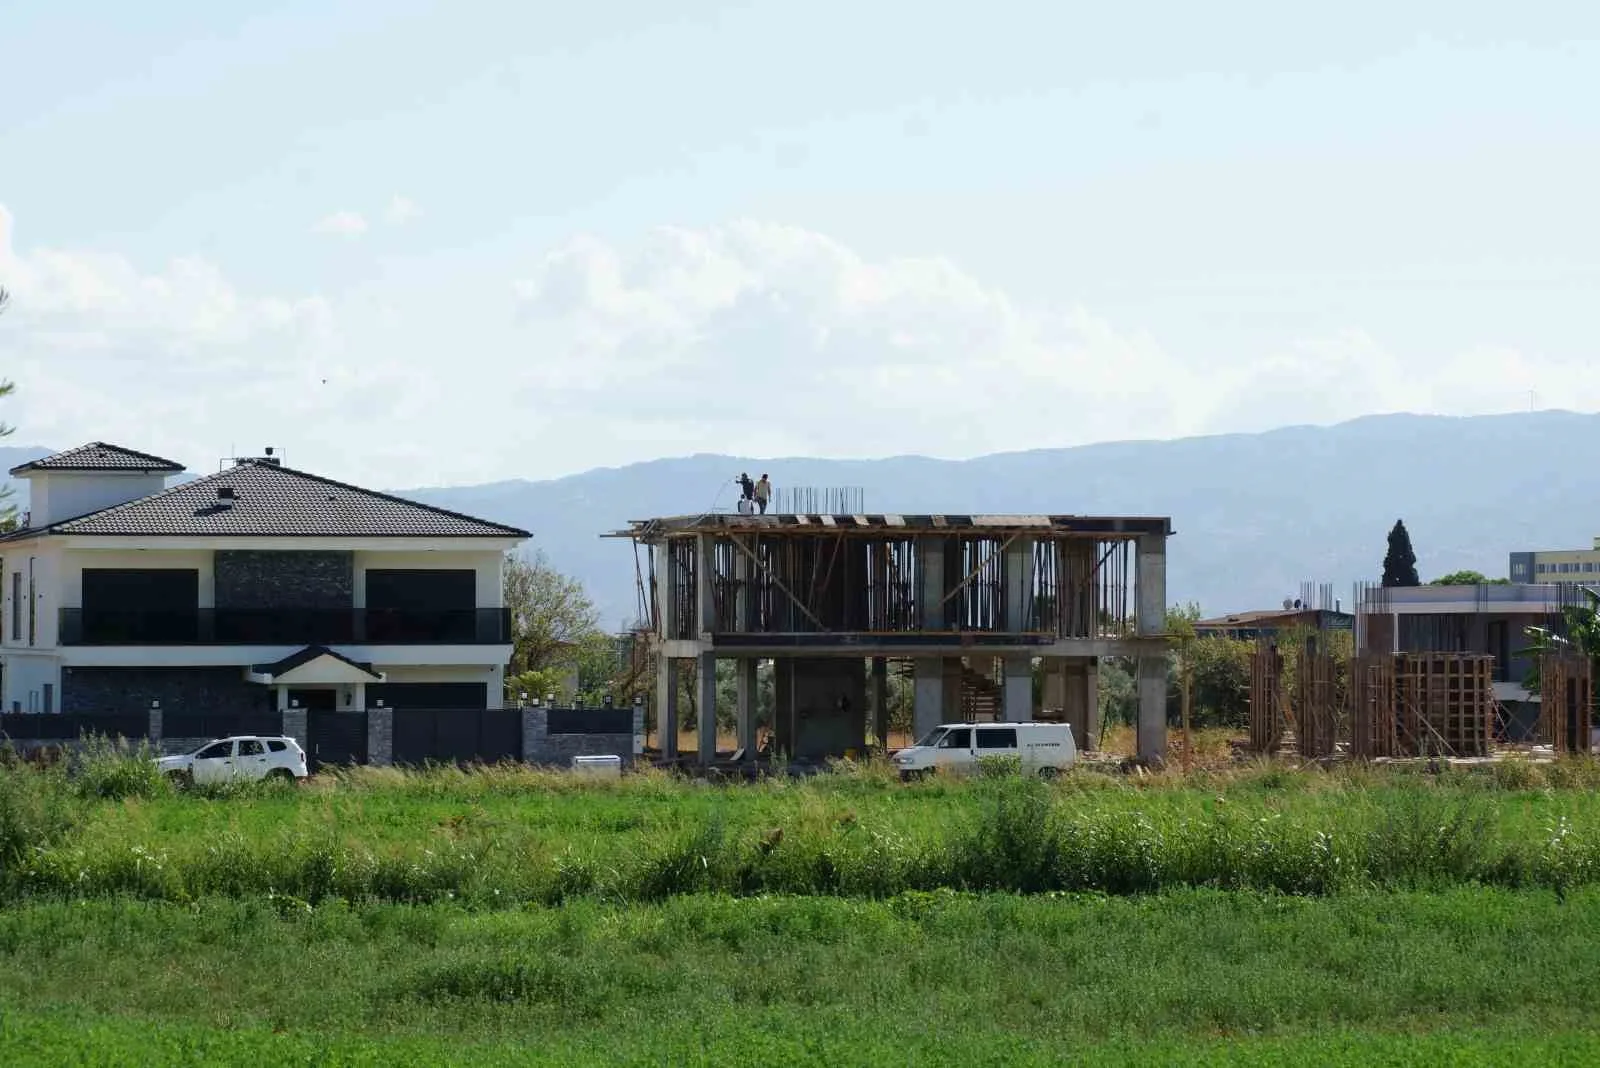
[
  {"xmin": 385, "ymin": 195, "xmax": 422, "ymax": 226},
  {"xmin": 311, "ymin": 210, "xmax": 368, "ymax": 237},
  {"xmin": 1, "ymin": 205, "xmax": 1588, "ymax": 489}
]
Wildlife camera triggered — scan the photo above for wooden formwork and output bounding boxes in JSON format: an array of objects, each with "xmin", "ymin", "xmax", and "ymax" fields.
[
  {"xmin": 1248, "ymin": 641, "xmax": 1286, "ymax": 753},
  {"xmin": 1393, "ymin": 653, "xmax": 1494, "ymax": 758},
  {"xmin": 1294, "ymin": 639, "xmax": 1339, "ymax": 759},
  {"xmin": 1349, "ymin": 655, "xmax": 1398, "ymax": 759},
  {"xmin": 1540, "ymin": 655, "xmax": 1593, "ymax": 755}
]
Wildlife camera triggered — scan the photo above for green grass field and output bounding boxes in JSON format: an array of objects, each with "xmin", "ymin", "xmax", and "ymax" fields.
[{"xmin": 5, "ymin": 749, "xmax": 1600, "ymax": 1063}]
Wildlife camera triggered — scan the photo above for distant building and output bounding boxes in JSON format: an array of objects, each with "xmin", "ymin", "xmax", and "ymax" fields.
[
  {"xmin": 1509, "ymin": 538, "xmax": 1600, "ymax": 586},
  {"xmin": 1193, "ymin": 607, "xmax": 1353, "ymax": 641}
]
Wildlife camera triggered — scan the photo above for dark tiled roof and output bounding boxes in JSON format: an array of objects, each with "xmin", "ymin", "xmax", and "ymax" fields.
[
  {"xmin": 11, "ymin": 460, "xmax": 529, "ymax": 539},
  {"xmin": 9, "ymin": 442, "xmax": 185, "ymax": 476},
  {"xmin": 252, "ymin": 646, "xmax": 382, "ymax": 680}
]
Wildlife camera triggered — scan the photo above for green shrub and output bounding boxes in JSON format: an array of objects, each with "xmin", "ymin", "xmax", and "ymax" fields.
[{"xmin": 68, "ymin": 734, "xmax": 170, "ymax": 802}]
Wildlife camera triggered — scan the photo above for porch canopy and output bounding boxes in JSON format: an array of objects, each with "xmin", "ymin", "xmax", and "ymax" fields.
[{"xmin": 245, "ymin": 645, "xmax": 386, "ymax": 686}]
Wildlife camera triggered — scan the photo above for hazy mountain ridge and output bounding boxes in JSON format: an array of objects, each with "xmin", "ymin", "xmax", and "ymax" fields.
[{"xmin": 9, "ymin": 411, "xmax": 1598, "ymax": 626}]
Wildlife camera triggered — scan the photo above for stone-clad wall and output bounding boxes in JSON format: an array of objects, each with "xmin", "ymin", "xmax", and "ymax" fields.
[
  {"xmin": 61, "ymin": 667, "xmax": 273, "ymax": 716},
  {"xmin": 522, "ymin": 706, "xmax": 643, "ymax": 767},
  {"xmin": 214, "ymin": 550, "xmax": 354, "ymax": 609}
]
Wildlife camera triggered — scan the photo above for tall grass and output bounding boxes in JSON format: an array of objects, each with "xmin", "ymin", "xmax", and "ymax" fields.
[{"xmin": 9, "ymin": 748, "xmax": 1600, "ymax": 904}]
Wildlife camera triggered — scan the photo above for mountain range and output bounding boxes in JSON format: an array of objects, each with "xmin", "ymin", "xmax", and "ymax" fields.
[{"xmin": 6, "ymin": 410, "xmax": 1597, "ymax": 627}]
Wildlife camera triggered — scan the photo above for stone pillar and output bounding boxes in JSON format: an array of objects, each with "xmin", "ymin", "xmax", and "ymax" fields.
[
  {"xmin": 632, "ymin": 698, "xmax": 646, "ymax": 759},
  {"xmin": 697, "ymin": 651, "xmax": 717, "ymax": 763},
  {"xmin": 1136, "ymin": 533, "xmax": 1167, "ymax": 636},
  {"xmin": 870, "ymin": 657, "xmax": 888, "ymax": 747},
  {"xmin": 656, "ymin": 656, "xmax": 678, "ymax": 759},
  {"xmin": 1004, "ymin": 538, "xmax": 1034, "ymax": 631},
  {"xmin": 943, "ymin": 658, "xmax": 964, "ymax": 721},
  {"xmin": 1136, "ymin": 655, "xmax": 1168, "ymax": 764},
  {"xmin": 912, "ymin": 658, "xmax": 944, "ymax": 739},
  {"xmin": 147, "ymin": 702, "xmax": 163, "ymax": 746},
  {"xmin": 521, "ymin": 704, "xmax": 548, "ymax": 764},
  {"xmin": 735, "ymin": 658, "xmax": 757, "ymax": 760},
  {"xmin": 366, "ymin": 707, "xmax": 393, "ymax": 766},
  {"xmin": 282, "ymin": 707, "xmax": 308, "ymax": 751},
  {"xmin": 1002, "ymin": 655, "xmax": 1033, "ymax": 722}
]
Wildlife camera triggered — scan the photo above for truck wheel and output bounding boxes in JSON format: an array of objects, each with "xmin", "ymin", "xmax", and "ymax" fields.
[{"xmin": 269, "ymin": 768, "xmax": 296, "ymax": 783}]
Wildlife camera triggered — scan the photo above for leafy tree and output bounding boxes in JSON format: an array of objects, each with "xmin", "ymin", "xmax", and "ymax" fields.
[
  {"xmin": 503, "ymin": 550, "xmax": 602, "ymax": 699},
  {"xmin": 1430, "ymin": 570, "xmax": 1510, "ymax": 586},
  {"xmin": 1381, "ymin": 520, "xmax": 1420, "ymax": 587},
  {"xmin": 1519, "ymin": 586, "xmax": 1600, "ymax": 701},
  {"xmin": 0, "ymin": 287, "xmax": 16, "ymax": 531}
]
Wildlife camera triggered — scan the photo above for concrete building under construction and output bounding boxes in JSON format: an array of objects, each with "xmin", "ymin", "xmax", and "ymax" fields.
[{"xmin": 609, "ymin": 509, "xmax": 1174, "ymax": 764}]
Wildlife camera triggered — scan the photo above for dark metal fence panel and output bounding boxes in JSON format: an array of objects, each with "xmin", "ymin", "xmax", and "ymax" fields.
[
  {"xmin": 164, "ymin": 711, "xmax": 283, "ymax": 740},
  {"xmin": 307, "ymin": 711, "xmax": 368, "ymax": 771},
  {"xmin": 0, "ymin": 711, "xmax": 149, "ymax": 741},
  {"xmin": 547, "ymin": 707, "xmax": 632, "ymax": 734},
  {"xmin": 391, "ymin": 709, "xmax": 524, "ymax": 766}
]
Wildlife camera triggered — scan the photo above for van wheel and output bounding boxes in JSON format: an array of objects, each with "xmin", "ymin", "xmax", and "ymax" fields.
[
  {"xmin": 166, "ymin": 770, "xmax": 193, "ymax": 790},
  {"xmin": 269, "ymin": 768, "xmax": 295, "ymax": 783},
  {"xmin": 1038, "ymin": 766, "xmax": 1060, "ymax": 780}
]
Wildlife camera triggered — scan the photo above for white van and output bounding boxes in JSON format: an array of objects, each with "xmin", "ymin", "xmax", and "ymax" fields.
[{"xmin": 893, "ymin": 722, "xmax": 1077, "ymax": 781}]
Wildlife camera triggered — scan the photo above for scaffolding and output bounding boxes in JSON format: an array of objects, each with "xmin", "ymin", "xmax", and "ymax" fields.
[
  {"xmin": 1540, "ymin": 654, "xmax": 1593, "ymax": 755},
  {"xmin": 1248, "ymin": 639, "xmax": 1286, "ymax": 753},
  {"xmin": 1294, "ymin": 636, "xmax": 1340, "ymax": 759},
  {"xmin": 1393, "ymin": 653, "xmax": 1494, "ymax": 758}
]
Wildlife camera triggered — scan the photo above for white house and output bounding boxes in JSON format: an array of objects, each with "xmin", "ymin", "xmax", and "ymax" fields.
[{"xmin": 0, "ymin": 443, "xmax": 529, "ymax": 721}]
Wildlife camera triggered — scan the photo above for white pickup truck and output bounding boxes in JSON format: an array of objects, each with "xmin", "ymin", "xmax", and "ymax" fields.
[
  {"xmin": 892, "ymin": 722, "xmax": 1077, "ymax": 780},
  {"xmin": 156, "ymin": 735, "xmax": 309, "ymax": 786}
]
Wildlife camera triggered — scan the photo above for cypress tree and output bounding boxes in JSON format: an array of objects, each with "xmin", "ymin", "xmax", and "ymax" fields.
[{"xmin": 1382, "ymin": 519, "xmax": 1420, "ymax": 587}]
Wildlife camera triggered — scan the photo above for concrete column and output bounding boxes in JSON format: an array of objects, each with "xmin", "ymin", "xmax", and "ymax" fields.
[
  {"xmin": 654, "ymin": 543, "xmax": 673, "ymax": 638},
  {"xmin": 697, "ymin": 535, "xmax": 716, "ymax": 635},
  {"xmin": 774, "ymin": 659, "xmax": 795, "ymax": 755},
  {"xmin": 943, "ymin": 658, "xmax": 964, "ymax": 722},
  {"xmin": 870, "ymin": 657, "xmax": 888, "ymax": 747},
  {"xmin": 912, "ymin": 657, "xmax": 943, "ymax": 739},
  {"xmin": 734, "ymin": 545, "xmax": 752, "ymax": 633},
  {"xmin": 1003, "ymin": 655, "xmax": 1033, "ymax": 722},
  {"xmin": 656, "ymin": 656, "xmax": 678, "ymax": 759},
  {"xmin": 366, "ymin": 707, "xmax": 393, "ymax": 766},
  {"xmin": 147, "ymin": 703, "xmax": 163, "ymax": 746},
  {"xmin": 1136, "ymin": 655, "xmax": 1168, "ymax": 764},
  {"xmin": 351, "ymin": 682, "xmax": 367, "ymax": 713},
  {"xmin": 1005, "ymin": 538, "xmax": 1034, "ymax": 631},
  {"xmin": 1084, "ymin": 658, "xmax": 1101, "ymax": 751},
  {"xmin": 919, "ymin": 537, "xmax": 947, "ymax": 630},
  {"xmin": 735, "ymin": 658, "xmax": 757, "ymax": 760},
  {"xmin": 697, "ymin": 652, "xmax": 718, "ymax": 764},
  {"xmin": 1136, "ymin": 533, "xmax": 1167, "ymax": 636}
]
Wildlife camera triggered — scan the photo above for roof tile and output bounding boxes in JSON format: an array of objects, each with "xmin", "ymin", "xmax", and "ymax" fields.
[
  {"xmin": 12, "ymin": 460, "xmax": 529, "ymax": 539},
  {"xmin": 10, "ymin": 442, "xmax": 185, "ymax": 475}
]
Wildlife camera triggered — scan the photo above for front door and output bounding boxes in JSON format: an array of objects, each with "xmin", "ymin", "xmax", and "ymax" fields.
[{"xmin": 933, "ymin": 726, "xmax": 973, "ymax": 772}]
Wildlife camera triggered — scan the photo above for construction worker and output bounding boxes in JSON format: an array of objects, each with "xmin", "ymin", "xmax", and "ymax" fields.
[{"xmin": 754, "ymin": 474, "xmax": 771, "ymax": 515}]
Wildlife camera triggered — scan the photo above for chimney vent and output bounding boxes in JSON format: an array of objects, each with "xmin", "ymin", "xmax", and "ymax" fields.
[{"xmin": 217, "ymin": 487, "xmax": 236, "ymax": 501}]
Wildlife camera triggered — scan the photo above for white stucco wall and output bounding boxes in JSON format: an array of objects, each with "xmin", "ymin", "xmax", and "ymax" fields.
[
  {"xmin": 25, "ymin": 472, "xmax": 170, "ymax": 528},
  {"xmin": 2, "ymin": 546, "xmax": 63, "ymax": 649},
  {"xmin": 0, "ymin": 651, "xmax": 61, "ymax": 713},
  {"xmin": 58, "ymin": 549, "xmax": 217, "ymax": 609}
]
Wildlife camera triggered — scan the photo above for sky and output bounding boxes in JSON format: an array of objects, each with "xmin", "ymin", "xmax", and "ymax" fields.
[{"xmin": 2, "ymin": 1, "xmax": 1598, "ymax": 488}]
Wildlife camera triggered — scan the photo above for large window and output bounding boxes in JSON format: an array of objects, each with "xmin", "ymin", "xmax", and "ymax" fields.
[
  {"xmin": 81, "ymin": 569, "xmax": 200, "ymax": 643},
  {"xmin": 365, "ymin": 570, "xmax": 476, "ymax": 642},
  {"xmin": 9, "ymin": 571, "xmax": 17, "ymax": 642}
]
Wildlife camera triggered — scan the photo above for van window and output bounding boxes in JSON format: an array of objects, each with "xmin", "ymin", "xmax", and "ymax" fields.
[
  {"xmin": 977, "ymin": 728, "xmax": 1017, "ymax": 750},
  {"xmin": 196, "ymin": 741, "xmax": 233, "ymax": 760},
  {"xmin": 915, "ymin": 728, "xmax": 948, "ymax": 748},
  {"xmin": 237, "ymin": 739, "xmax": 265, "ymax": 756},
  {"xmin": 938, "ymin": 728, "xmax": 972, "ymax": 749},
  {"xmin": 267, "ymin": 739, "xmax": 287, "ymax": 753}
]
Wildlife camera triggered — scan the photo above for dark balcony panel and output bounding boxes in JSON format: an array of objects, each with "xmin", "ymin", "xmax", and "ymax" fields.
[{"xmin": 60, "ymin": 606, "xmax": 511, "ymax": 645}]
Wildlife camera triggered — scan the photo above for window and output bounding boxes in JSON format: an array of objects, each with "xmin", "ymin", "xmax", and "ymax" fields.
[
  {"xmin": 27, "ymin": 560, "xmax": 35, "ymax": 645},
  {"xmin": 977, "ymin": 728, "xmax": 1017, "ymax": 750},
  {"xmin": 237, "ymin": 739, "xmax": 264, "ymax": 756},
  {"xmin": 266, "ymin": 739, "xmax": 287, "ymax": 753},
  {"xmin": 195, "ymin": 741, "xmax": 233, "ymax": 760},
  {"xmin": 938, "ymin": 728, "xmax": 972, "ymax": 749},
  {"xmin": 9, "ymin": 571, "xmax": 18, "ymax": 641}
]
